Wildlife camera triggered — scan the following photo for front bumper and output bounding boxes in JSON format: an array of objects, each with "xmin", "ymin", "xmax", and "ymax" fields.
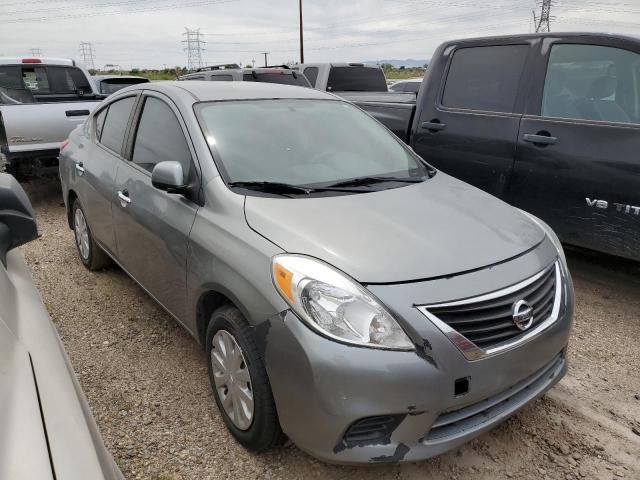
[{"xmin": 263, "ymin": 250, "xmax": 574, "ymax": 464}]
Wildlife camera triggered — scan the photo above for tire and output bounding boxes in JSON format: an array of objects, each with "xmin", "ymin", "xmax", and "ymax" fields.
[
  {"xmin": 206, "ymin": 305, "xmax": 282, "ymax": 452},
  {"xmin": 72, "ymin": 199, "xmax": 111, "ymax": 271}
]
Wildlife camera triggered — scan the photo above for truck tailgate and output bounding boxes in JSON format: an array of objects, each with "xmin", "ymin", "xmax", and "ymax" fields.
[{"xmin": 0, "ymin": 101, "xmax": 101, "ymax": 153}]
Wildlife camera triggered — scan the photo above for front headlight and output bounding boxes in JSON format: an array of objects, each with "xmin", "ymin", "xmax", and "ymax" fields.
[
  {"xmin": 520, "ymin": 210, "xmax": 567, "ymax": 269},
  {"xmin": 272, "ymin": 255, "xmax": 414, "ymax": 350}
]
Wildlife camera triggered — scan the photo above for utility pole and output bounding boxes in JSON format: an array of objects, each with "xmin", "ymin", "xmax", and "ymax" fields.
[
  {"xmin": 532, "ymin": 0, "xmax": 554, "ymax": 33},
  {"xmin": 30, "ymin": 48, "xmax": 42, "ymax": 57},
  {"xmin": 299, "ymin": 0, "xmax": 304, "ymax": 64},
  {"xmin": 182, "ymin": 27, "xmax": 206, "ymax": 71},
  {"xmin": 79, "ymin": 42, "xmax": 96, "ymax": 70},
  {"xmin": 261, "ymin": 52, "xmax": 269, "ymax": 67}
]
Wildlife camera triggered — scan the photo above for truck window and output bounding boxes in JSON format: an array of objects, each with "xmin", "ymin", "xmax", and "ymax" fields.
[
  {"xmin": 0, "ymin": 65, "xmax": 93, "ymax": 103},
  {"xmin": 303, "ymin": 67, "xmax": 319, "ymax": 87},
  {"xmin": 442, "ymin": 45, "xmax": 528, "ymax": 113},
  {"xmin": 99, "ymin": 96, "xmax": 136, "ymax": 154},
  {"xmin": 326, "ymin": 66, "xmax": 387, "ymax": 92},
  {"xmin": 131, "ymin": 97, "xmax": 191, "ymax": 180},
  {"xmin": 542, "ymin": 44, "xmax": 640, "ymax": 125}
]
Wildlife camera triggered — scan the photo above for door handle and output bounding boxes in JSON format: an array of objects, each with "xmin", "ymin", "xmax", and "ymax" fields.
[
  {"xmin": 75, "ymin": 162, "xmax": 85, "ymax": 176},
  {"xmin": 523, "ymin": 133, "xmax": 557, "ymax": 146},
  {"xmin": 117, "ymin": 190, "xmax": 131, "ymax": 207},
  {"xmin": 421, "ymin": 121, "xmax": 447, "ymax": 132}
]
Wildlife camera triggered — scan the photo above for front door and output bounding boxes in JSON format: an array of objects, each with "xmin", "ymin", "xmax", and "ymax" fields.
[
  {"xmin": 413, "ymin": 42, "xmax": 533, "ymax": 200},
  {"xmin": 511, "ymin": 39, "xmax": 640, "ymax": 260},
  {"xmin": 113, "ymin": 92, "xmax": 200, "ymax": 319}
]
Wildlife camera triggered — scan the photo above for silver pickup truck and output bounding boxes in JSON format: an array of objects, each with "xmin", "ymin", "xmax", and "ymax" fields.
[{"xmin": 0, "ymin": 57, "xmax": 103, "ymax": 176}]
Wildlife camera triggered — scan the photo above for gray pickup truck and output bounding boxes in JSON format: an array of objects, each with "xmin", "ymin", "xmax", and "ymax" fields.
[{"xmin": 0, "ymin": 57, "xmax": 103, "ymax": 176}]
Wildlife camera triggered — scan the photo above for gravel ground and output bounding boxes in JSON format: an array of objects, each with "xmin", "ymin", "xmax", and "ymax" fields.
[{"xmin": 20, "ymin": 178, "xmax": 640, "ymax": 480}]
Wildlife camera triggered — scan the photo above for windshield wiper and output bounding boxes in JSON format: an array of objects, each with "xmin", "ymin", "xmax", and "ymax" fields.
[
  {"xmin": 228, "ymin": 181, "xmax": 313, "ymax": 195},
  {"xmin": 324, "ymin": 175, "xmax": 428, "ymax": 189}
]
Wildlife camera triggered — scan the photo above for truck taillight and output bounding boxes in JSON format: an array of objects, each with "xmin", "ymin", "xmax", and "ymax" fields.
[
  {"xmin": 22, "ymin": 58, "xmax": 42, "ymax": 64},
  {"xmin": 60, "ymin": 139, "xmax": 70, "ymax": 151}
]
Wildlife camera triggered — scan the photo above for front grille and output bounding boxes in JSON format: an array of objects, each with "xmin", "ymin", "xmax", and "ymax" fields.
[
  {"xmin": 425, "ymin": 352, "xmax": 564, "ymax": 442},
  {"xmin": 425, "ymin": 263, "xmax": 558, "ymax": 350}
]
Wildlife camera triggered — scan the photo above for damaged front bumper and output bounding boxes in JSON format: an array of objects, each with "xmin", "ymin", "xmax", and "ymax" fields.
[{"xmin": 262, "ymin": 253, "xmax": 573, "ymax": 464}]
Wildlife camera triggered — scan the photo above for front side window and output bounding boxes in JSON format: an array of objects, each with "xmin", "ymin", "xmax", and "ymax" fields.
[
  {"xmin": 131, "ymin": 97, "xmax": 192, "ymax": 180},
  {"xmin": 542, "ymin": 44, "xmax": 640, "ymax": 124},
  {"xmin": 196, "ymin": 100, "xmax": 429, "ymax": 190},
  {"xmin": 442, "ymin": 45, "xmax": 528, "ymax": 113},
  {"xmin": 99, "ymin": 96, "xmax": 136, "ymax": 154}
]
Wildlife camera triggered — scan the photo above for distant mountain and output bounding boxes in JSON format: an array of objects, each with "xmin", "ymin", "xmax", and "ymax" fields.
[{"xmin": 365, "ymin": 59, "xmax": 430, "ymax": 68}]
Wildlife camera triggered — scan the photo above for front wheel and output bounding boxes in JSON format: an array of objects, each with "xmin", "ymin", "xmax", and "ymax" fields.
[
  {"xmin": 206, "ymin": 305, "xmax": 282, "ymax": 452},
  {"xmin": 72, "ymin": 199, "xmax": 111, "ymax": 271}
]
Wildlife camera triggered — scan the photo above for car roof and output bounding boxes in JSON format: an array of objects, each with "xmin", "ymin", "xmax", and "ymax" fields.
[{"xmin": 127, "ymin": 80, "xmax": 334, "ymax": 102}]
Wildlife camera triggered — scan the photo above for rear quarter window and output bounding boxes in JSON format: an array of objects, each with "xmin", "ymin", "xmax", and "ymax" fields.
[
  {"xmin": 99, "ymin": 96, "xmax": 136, "ymax": 154},
  {"xmin": 442, "ymin": 44, "xmax": 529, "ymax": 113}
]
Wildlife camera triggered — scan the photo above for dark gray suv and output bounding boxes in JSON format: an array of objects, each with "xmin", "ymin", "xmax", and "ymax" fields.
[{"xmin": 59, "ymin": 81, "xmax": 574, "ymax": 464}]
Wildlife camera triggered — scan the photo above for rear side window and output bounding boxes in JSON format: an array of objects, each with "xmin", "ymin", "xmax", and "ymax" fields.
[
  {"xmin": 326, "ymin": 66, "xmax": 387, "ymax": 92},
  {"xmin": 0, "ymin": 65, "xmax": 92, "ymax": 103},
  {"xmin": 131, "ymin": 97, "xmax": 192, "ymax": 180},
  {"xmin": 210, "ymin": 75, "xmax": 233, "ymax": 81},
  {"xmin": 242, "ymin": 72, "xmax": 309, "ymax": 86},
  {"xmin": 303, "ymin": 67, "xmax": 319, "ymax": 86},
  {"xmin": 443, "ymin": 45, "xmax": 528, "ymax": 113},
  {"xmin": 94, "ymin": 108, "xmax": 107, "ymax": 140},
  {"xmin": 99, "ymin": 96, "xmax": 136, "ymax": 154},
  {"xmin": 542, "ymin": 44, "xmax": 640, "ymax": 124}
]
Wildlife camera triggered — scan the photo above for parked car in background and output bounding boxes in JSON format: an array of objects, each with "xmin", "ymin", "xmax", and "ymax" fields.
[
  {"xmin": 389, "ymin": 78, "xmax": 422, "ymax": 93},
  {"xmin": 352, "ymin": 32, "xmax": 640, "ymax": 262},
  {"xmin": 292, "ymin": 62, "xmax": 388, "ymax": 92},
  {"xmin": 92, "ymin": 75, "xmax": 150, "ymax": 95},
  {"xmin": 59, "ymin": 81, "xmax": 573, "ymax": 465},
  {"xmin": 0, "ymin": 174, "xmax": 123, "ymax": 480},
  {"xmin": 0, "ymin": 57, "xmax": 103, "ymax": 176},
  {"xmin": 180, "ymin": 65, "xmax": 311, "ymax": 87}
]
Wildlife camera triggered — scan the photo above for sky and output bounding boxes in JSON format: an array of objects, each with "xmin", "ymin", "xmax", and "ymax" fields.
[{"xmin": 1, "ymin": 0, "xmax": 639, "ymax": 69}]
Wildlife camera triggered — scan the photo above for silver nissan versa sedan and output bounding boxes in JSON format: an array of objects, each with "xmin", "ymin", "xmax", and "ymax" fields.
[{"xmin": 59, "ymin": 81, "xmax": 574, "ymax": 465}]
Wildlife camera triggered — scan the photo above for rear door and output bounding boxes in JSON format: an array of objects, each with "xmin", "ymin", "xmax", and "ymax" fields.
[
  {"xmin": 112, "ymin": 91, "xmax": 200, "ymax": 320},
  {"xmin": 77, "ymin": 94, "xmax": 137, "ymax": 255},
  {"xmin": 511, "ymin": 36, "xmax": 640, "ymax": 260},
  {"xmin": 412, "ymin": 41, "xmax": 534, "ymax": 200}
]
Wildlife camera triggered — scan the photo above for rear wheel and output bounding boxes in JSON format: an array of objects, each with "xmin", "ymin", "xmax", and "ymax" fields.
[
  {"xmin": 72, "ymin": 199, "xmax": 111, "ymax": 270},
  {"xmin": 206, "ymin": 305, "xmax": 282, "ymax": 451}
]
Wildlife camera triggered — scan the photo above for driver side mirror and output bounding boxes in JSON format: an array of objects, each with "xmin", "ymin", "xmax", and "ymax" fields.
[
  {"xmin": 0, "ymin": 174, "xmax": 38, "ymax": 266},
  {"xmin": 151, "ymin": 161, "xmax": 188, "ymax": 194}
]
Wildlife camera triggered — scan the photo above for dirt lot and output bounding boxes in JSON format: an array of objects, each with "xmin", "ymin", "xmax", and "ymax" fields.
[{"xmin": 20, "ymin": 178, "xmax": 640, "ymax": 480}]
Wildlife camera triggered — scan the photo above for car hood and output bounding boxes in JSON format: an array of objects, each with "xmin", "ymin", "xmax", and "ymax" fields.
[{"xmin": 243, "ymin": 173, "xmax": 545, "ymax": 283}]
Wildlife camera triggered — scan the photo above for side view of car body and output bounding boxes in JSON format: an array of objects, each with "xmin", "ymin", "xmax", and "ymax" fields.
[
  {"xmin": 59, "ymin": 81, "xmax": 573, "ymax": 464},
  {"xmin": 0, "ymin": 174, "xmax": 123, "ymax": 479}
]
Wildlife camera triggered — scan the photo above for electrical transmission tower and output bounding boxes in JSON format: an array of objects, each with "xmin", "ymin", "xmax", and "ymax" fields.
[
  {"xmin": 30, "ymin": 48, "xmax": 42, "ymax": 57},
  {"xmin": 182, "ymin": 28, "xmax": 206, "ymax": 71},
  {"xmin": 532, "ymin": 0, "xmax": 554, "ymax": 33},
  {"xmin": 79, "ymin": 42, "xmax": 96, "ymax": 70}
]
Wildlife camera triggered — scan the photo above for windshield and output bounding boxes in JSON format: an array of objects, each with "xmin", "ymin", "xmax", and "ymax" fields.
[
  {"xmin": 327, "ymin": 66, "xmax": 388, "ymax": 92},
  {"xmin": 242, "ymin": 72, "xmax": 310, "ymax": 87},
  {"xmin": 0, "ymin": 65, "xmax": 93, "ymax": 104},
  {"xmin": 196, "ymin": 99, "xmax": 429, "ymax": 192}
]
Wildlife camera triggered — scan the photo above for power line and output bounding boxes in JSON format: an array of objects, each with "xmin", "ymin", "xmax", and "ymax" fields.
[
  {"xmin": 79, "ymin": 41, "xmax": 96, "ymax": 70},
  {"xmin": 182, "ymin": 28, "xmax": 206, "ymax": 71},
  {"xmin": 533, "ymin": 0, "xmax": 554, "ymax": 32}
]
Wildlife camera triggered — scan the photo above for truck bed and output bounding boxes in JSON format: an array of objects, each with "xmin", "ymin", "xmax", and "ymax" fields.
[{"xmin": 339, "ymin": 92, "xmax": 417, "ymax": 142}]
